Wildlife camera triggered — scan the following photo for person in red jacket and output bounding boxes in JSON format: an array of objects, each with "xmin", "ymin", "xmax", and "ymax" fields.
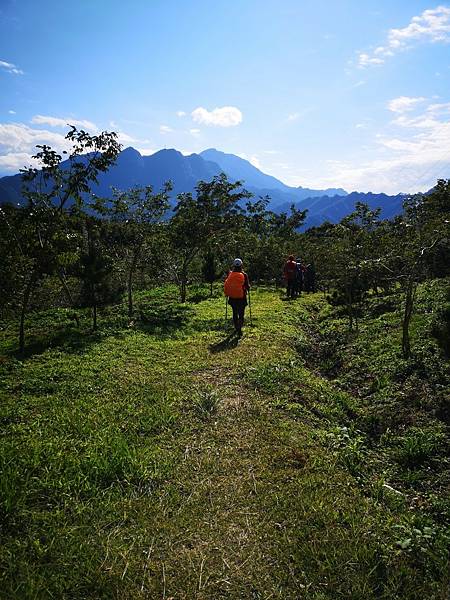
[
  {"xmin": 224, "ymin": 258, "xmax": 250, "ymax": 337},
  {"xmin": 283, "ymin": 255, "xmax": 297, "ymax": 299}
]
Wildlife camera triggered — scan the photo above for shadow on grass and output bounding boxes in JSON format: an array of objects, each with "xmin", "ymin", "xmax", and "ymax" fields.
[
  {"xmin": 137, "ymin": 303, "xmax": 192, "ymax": 335},
  {"xmin": 367, "ymin": 299, "xmax": 397, "ymax": 317},
  {"xmin": 5, "ymin": 302, "xmax": 193, "ymax": 361},
  {"xmin": 189, "ymin": 318, "xmax": 230, "ymax": 333},
  {"xmin": 8, "ymin": 325, "xmax": 107, "ymax": 361},
  {"xmin": 209, "ymin": 332, "xmax": 239, "ymax": 353}
]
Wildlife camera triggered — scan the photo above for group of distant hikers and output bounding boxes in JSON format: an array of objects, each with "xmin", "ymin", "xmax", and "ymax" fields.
[
  {"xmin": 282, "ymin": 254, "xmax": 316, "ymax": 299},
  {"xmin": 223, "ymin": 255, "xmax": 316, "ymax": 336}
]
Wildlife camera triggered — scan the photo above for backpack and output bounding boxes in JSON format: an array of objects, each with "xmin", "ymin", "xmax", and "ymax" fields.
[{"xmin": 224, "ymin": 271, "xmax": 246, "ymax": 299}]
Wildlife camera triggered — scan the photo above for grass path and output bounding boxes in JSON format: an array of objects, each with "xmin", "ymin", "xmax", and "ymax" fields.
[
  {"xmin": 0, "ymin": 288, "xmax": 446, "ymax": 598},
  {"xmin": 132, "ymin": 291, "xmax": 401, "ymax": 599}
]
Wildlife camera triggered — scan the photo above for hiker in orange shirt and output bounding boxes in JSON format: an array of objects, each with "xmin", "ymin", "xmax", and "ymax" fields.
[{"xmin": 224, "ymin": 258, "xmax": 250, "ymax": 337}]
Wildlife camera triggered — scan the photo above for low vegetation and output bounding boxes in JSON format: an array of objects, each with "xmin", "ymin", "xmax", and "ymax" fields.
[{"xmin": 0, "ymin": 280, "xmax": 448, "ymax": 598}]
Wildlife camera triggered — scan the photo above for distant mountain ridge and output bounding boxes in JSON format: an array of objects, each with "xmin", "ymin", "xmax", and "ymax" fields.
[
  {"xmin": 200, "ymin": 148, "xmax": 348, "ymax": 200},
  {"xmin": 0, "ymin": 146, "xmax": 411, "ymax": 228}
]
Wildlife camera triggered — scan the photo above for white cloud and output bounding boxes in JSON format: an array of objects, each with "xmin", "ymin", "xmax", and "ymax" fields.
[
  {"xmin": 133, "ymin": 146, "xmax": 155, "ymax": 156},
  {"xmin": 358, "ymin": 53, "xmax": 384, "ymax": 67},
  {"xmin": 0, "ymin": 121, "xmax": 153, "ymax": 174},
  {"xmin": 115, "ymin": 130, "xmax": 152, "ymax": 148},
  {"xmin": 0, "ymin": 124, "xmax": 71, "ymax": 173},
  {"xmin": 0, "ymin": 60, "xmax": 24, "ymax": 75},
  {"xmin": 307, "ymin": 101, "xmax": 450, "ymax": 193},
  {"xmin": 287, "ymin": 112, "xmax": 300, "ymax": 121},
  {"xmin": 358, "ymin": 6, "xmax": 450, "ymax": 67},
  {"xmin": 159, "ymin": 125, "xmax": 173, "ymax": 134},
  {"xmin": 189, "ymin": 128, "xmax": 201, "ymax": 137},
  {"xmin": 191, "ymin": 106, "xmax": 242, "ymax": 127},
  {"xmin": 237, "ymin": 152, "xmax": 262, "ymax": 170},
  {"xmin": 388, "ymin": 5, "xmax": 450, "ymax": 44},
  {"xmin": 427, "ymin": 101, "xmax": 450, "ymax": 113},
  {"xmin": 176, "ymin": 111, "xmax": 186, "ymax": 117},
  {"xmin": 0, "ymin": 152, "xmax": 36, "ymax": 172},
  {"xmin": 116, "ymin": 131, "xmax": 138, "ymax": 144},
  {"xmin": 8, "ymin": 110, "xmax": 16, "ymax": 115},
  {"xmin": 249, "ymin": 155, "xmax": 261, "ymax": 169},
  {"xmin": 387, "ymin": 96, "xmax": 426, "ymax": 113},
  {"xmin": 31, "ymin": 115, "xmax": 98, "ymax": 131},
  {"xmin": 0, "ymin": 123, "xmax": 70, "ymax": 154}
]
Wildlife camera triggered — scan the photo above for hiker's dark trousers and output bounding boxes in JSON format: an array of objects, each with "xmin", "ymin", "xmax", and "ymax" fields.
[
  {"xmin": 228, "ymin": 297, "xmax": 247, "ymax": 330},
  {"xmin": 286, "ymin": 279, "xmax": 295, "ymax": 298},
  {"xmin": 294, "ymin": 278, "xmax": 303, "ymax": 297}
]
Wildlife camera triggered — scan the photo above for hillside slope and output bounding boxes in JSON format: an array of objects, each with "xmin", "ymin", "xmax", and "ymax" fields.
[{"xmin": 0, "ymin": 284, "xmax": 448, "ymax": 598}]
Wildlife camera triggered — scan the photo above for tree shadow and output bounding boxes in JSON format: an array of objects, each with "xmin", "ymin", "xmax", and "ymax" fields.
[
  {"xmin": 209, "ymin": 332, "xmax": 239, "ymax": 353},
  {"xmin": 7, "ymin": 324, "xmax": 110, "ymax": 360},
  {"xmin": 368, "ymin": 299, "xmax": 397, "ymax": 317},
  {"xmin": 136, "ymin": 303, "xmax": 191, "ymax": 335},
  {"xmin": 189, "ymin": 317, "xmax": 230, "ymax": 333}
]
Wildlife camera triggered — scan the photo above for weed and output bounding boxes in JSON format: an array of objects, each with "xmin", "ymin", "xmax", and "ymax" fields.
[
  {"xmin": 392, "ymin": 425, "xmax": 447, "ymax": 468},
  {"xmin": 322, "ymin": 426, "xmax": 368, "ymax": 478},
  {"xmin": 193, "ymin": 388, "xmax": 219, "ymax": 419}
]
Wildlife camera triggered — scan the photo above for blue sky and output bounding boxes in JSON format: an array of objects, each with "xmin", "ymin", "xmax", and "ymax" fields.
[{"xmin": 1, "ymin": 0, "xmax": 450, "ymax": 193}]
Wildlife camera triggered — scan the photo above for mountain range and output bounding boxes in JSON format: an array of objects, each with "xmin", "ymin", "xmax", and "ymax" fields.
[{"xmin": 0, "ymin": 147, "xmax": 409, "ymax": 228}]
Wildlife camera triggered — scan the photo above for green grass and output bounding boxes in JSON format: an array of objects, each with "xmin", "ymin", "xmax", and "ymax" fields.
[{"xmin": 0, "ymin": 282, "xmax": 448, "ymax": 598}]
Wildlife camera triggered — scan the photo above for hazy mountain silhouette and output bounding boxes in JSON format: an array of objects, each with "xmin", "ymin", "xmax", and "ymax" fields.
[
  {"xmin": 0, "ymin": 146, "xmax": 411, "ymax": 227},
  {"xmin": 0, "ymin": 148, "xmax": 221, "ymax": 207},
  {"xmin": 277, "ymin": 191, "xmax": 406, "ymax": 229},
  {"xmin": 200, "ymin": 148, "xmax": 348, "ymax": 200}
]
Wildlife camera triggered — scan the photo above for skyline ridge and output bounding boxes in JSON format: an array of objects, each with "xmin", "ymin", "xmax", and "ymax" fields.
[{"xmin": 0, "ymin": 143, "xmax": 411, "ymax": 230}]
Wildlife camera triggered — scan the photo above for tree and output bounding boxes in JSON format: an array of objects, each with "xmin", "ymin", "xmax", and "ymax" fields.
[
  {"xmin": 13, "ymin": 127, "xmax": 121, "ymax": 352},
  {"xmin": 393, "ymin": 184, "xmax": 449, "ymax": 358},
  {"xmin": 201, "ymin": 249, "xmax": 219, "ymax": 296},
  {"xmin": 170, "ymin": 173, "xmax": 250, "ymax": 302},
  {"xmin": 318, "ymin": 203, "xmax": 382, "ymax": 329},
  {"xmin": 93, "ymin": 183, "xmax": 172, "ymax": 318},
  {"xmin": 77, "ymin": 219, "xmax": 124, "ymax": 330},
  {"xmin": 0, "ymin": 205, "xmax": 32, "ymax": 321},
  {"xmin": 223, "ymin": 196, "xmax": 306, "ymax": 282}
]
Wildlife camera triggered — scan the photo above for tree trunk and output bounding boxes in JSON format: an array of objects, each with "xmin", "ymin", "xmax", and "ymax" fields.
[
  {"xmin": 210, "ymin": 281, "xmax": 213, "ymax": 297},
  {"xmin": 180, "ymin": 264, "xmax": 188, "ymax": 303},
  {"xmin": 127, "ymin": 252, "xmax": 138, "ymax": 319},
  {"xmin": 19, "ymin": 271, "xmax": 37, "ymax": 354},
  {"xmin": 58, "ymin": 270, "xmax": 80, "ymax": 327},
  {"xmin": 180, "ymin": 279, "xmax": 187, "ymax": 303},
  {"xmin": 128, "ymin": 268, "xmax": 133, "ymax": 318},
  {"xmin": 93, "ymin": 302, "xmax": 97, "ymax": 331},
  {"xmin": 346, "ymin": 283, "xmax": 354, "ymax": 330},
  {"xmin": 402, "ymin": 278, "xmax": 416, "ymax": 359}
]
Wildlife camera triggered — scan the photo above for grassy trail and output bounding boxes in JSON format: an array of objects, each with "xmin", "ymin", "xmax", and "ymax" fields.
[{"xmin": 0, "ymin": 288, "xmax": 447, "ymax": 598}]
